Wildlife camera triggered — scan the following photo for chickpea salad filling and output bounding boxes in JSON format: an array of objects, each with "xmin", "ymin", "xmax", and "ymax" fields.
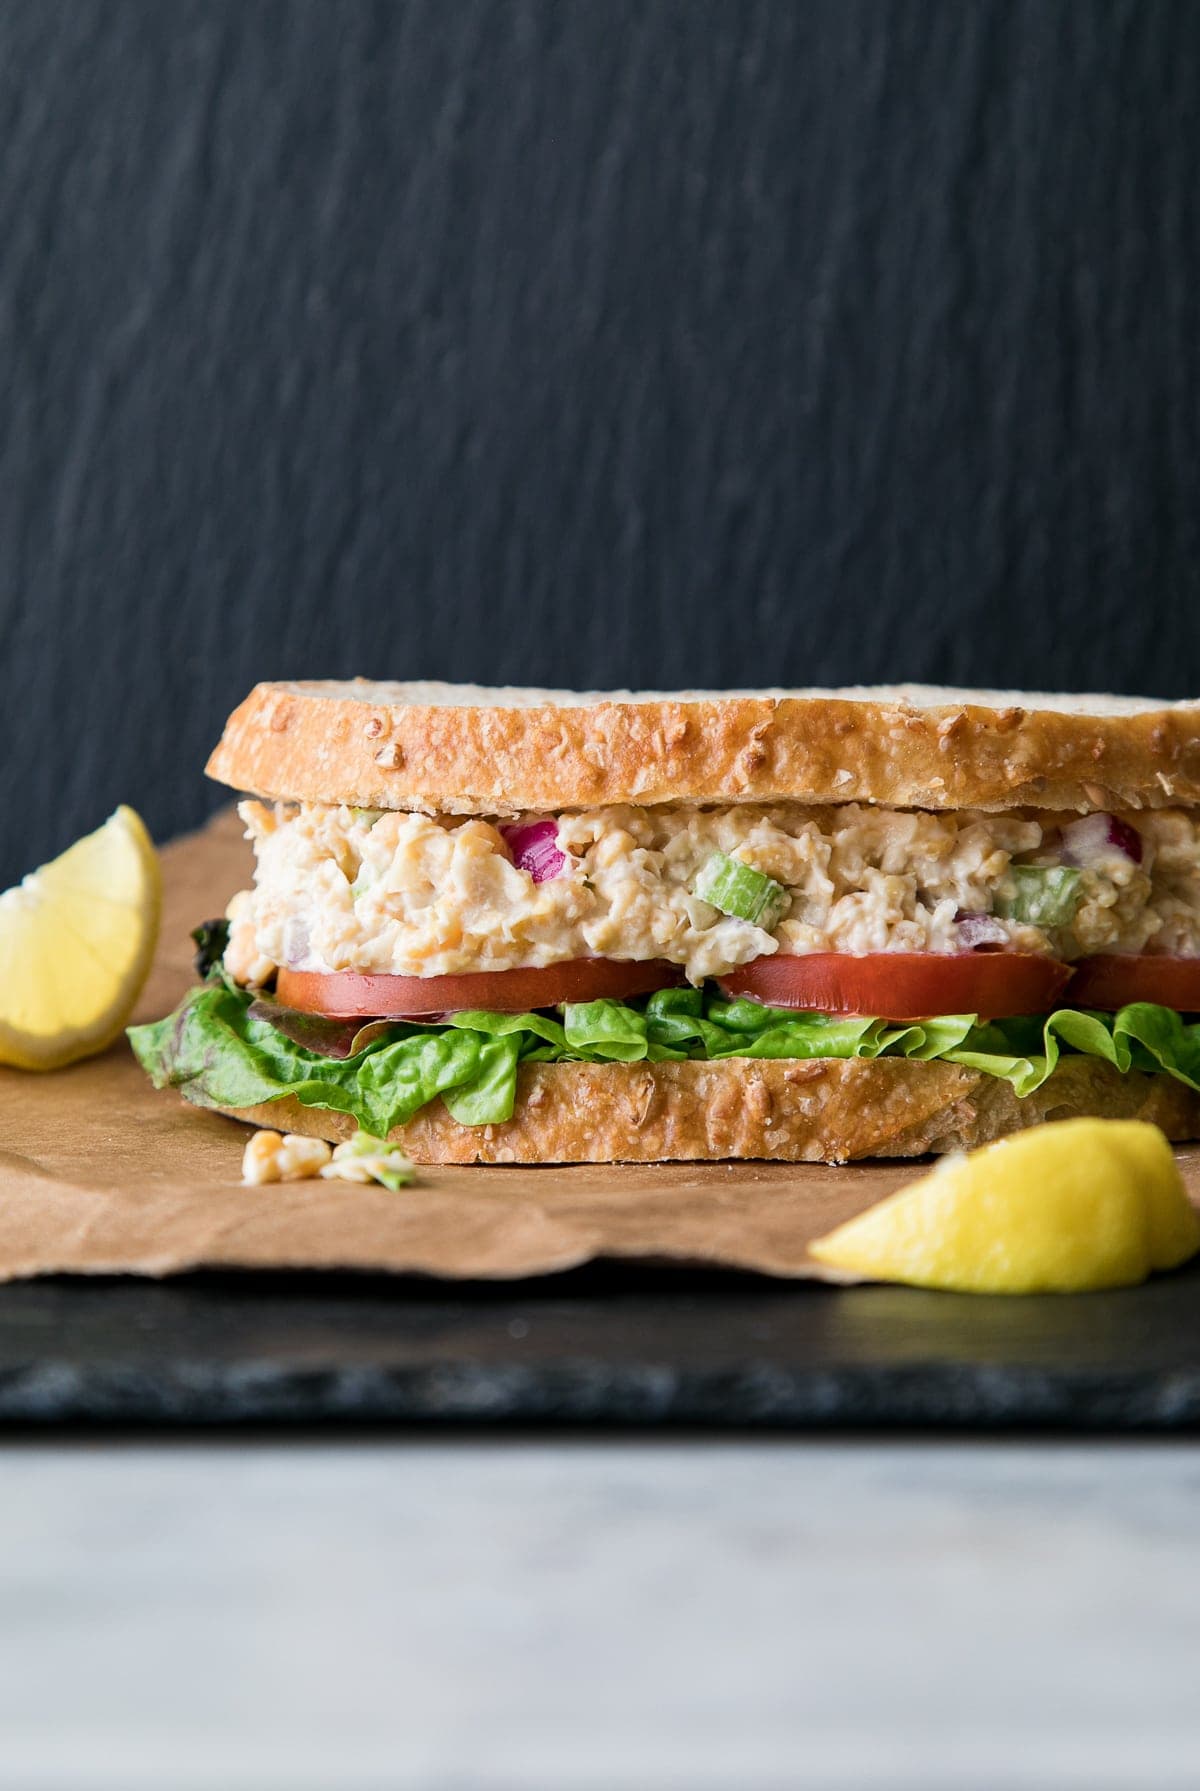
[{"xmin": 224, "ymin": 799, "xmax": 1200, "ymax": 987}]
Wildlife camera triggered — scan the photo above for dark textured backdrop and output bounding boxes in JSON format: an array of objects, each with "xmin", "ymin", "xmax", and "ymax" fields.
[{"xmin": 2, "ymin": 0, "xmax": 1199, "ymax": 880}]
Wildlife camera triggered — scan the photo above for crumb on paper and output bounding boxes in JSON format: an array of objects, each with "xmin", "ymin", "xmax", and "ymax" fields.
[
  {"xmin": 241, "ymin": 1127, "xmax": 416, "ymax": 1190},
  {"xmin": 241, "ymin": 1129, "xmax": 333, "ymax": 1184},
  {"xmin": 320, "ymin": 1133, "xmax": 416, "ymax": 1191}
]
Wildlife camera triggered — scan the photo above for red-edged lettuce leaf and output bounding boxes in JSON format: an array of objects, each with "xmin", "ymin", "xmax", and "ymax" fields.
[{"xmin": 246, "ymin": 994, "xmax": 396, "ymax": 1060}]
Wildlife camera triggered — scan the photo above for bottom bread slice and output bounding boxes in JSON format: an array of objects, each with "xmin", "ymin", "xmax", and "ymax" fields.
[{"xmin": 222, "ymin": 1054, "xmax": 1200, "ymax": 1165}]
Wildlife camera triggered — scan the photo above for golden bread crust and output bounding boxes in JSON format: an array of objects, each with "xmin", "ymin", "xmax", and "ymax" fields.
[
  {"xmin": 222, "ymin": 1055, "xmax": 1200, "ymax": 1166},
  {"xmin": 205, "ymin": 680, "xmax": 1200, "ymax": 814}
]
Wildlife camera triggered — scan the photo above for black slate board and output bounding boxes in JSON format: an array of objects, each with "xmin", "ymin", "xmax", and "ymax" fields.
[{"xmin": 3, "ymin": 1261, "xmax": 1200, "ymax": 1429}]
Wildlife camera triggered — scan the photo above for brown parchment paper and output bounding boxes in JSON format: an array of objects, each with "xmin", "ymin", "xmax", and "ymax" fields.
[{"xmin": 1, "ymin": 808, "xmax": 1197, "ymax": 1285}]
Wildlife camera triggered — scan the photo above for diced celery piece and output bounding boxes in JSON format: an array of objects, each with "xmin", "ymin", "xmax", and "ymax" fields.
[
  {"xmin": 692, "ymin": 850, "xmax": 788, "ymax": 928},
  {"xmin": 996, "ymin": 865, "xmax": 1083, "ymax": 928}
]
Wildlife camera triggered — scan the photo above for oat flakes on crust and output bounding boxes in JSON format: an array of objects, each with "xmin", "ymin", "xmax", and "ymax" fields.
[
  {"xmin": 205, "ymin": 680, "xmax": 1200, "ymax": 816},
  {"xmin": 221, "ymin": 1055, "xmax": 1200, "ymax": 1166}
]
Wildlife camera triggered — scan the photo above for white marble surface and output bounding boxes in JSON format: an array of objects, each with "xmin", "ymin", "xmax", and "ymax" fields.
[{"xmin": 0, "ymin": 1440, "xmax": 1195, "ymax": 1789}]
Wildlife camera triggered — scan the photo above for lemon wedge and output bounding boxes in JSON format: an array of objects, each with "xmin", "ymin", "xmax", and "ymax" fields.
[
  {"xmin": 0, "ymin": 806, "xmax": 161, "ymax": 1070},
  {"xmin": 810, "ymin": 1119, "xmax": 1200, "ymax": 1293}
]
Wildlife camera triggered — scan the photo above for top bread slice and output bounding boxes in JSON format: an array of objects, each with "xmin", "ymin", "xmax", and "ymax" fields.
[{"xmin": 206, "ymin": 680, "xmax": 1200, "ymax": 815}]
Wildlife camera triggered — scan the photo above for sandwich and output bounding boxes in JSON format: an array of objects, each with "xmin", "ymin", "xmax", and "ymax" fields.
[{"xmin": 130, "ymin": 681, "xmax": 1200, "ymax": 1164}]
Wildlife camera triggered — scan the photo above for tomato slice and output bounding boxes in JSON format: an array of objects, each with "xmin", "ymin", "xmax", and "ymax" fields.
[
  {"xmin": 1067, "ymin": 955, "xmax": 1200, "ymax": 1013},
  {"xmin": 274, "ymin": 960, "xmax": 684, "ymax": 1017},
  {"xmin": 716, "ymin": 952, "xmax": 1073, "ymax": 1021}
]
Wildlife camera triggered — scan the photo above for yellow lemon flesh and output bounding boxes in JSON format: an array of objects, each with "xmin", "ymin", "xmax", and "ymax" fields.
[
  {"xmin": 810, "ymin": 1119, "xmax": 1200, "ymax": 1294},
  {"xmin": 0, "ymin": 806, "xmax": 161, "ymax": 1071}
]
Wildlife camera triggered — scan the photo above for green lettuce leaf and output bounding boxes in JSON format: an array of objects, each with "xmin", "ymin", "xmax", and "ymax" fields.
[
  {"xmin": 129, "ymin": 980, "xmax": 1200, "ymax": 1132},
  {"xmin": 128, "ymin": 981, "xmax": 524, "ymax": 1132},
  {"xmin": 943, "ymin": 1001, "xmax": 1200, "ymax": 1097}
]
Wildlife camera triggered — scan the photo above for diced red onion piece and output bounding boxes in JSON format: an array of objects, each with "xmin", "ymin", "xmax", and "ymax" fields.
[
  {"xmin": 954, "ymin": 910, "xmax": 1009, "ymax": 950},
  {"xmin": 1061, "ymin": 812, "xmax": 1143, "ymax": 866},
  {"xmin": 282, "ymin": 918, "xmax": 310, "ymax": 968},
  {"xmin": 500, "ymin": 819, "xmax": 567, "ymax": 883}
]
